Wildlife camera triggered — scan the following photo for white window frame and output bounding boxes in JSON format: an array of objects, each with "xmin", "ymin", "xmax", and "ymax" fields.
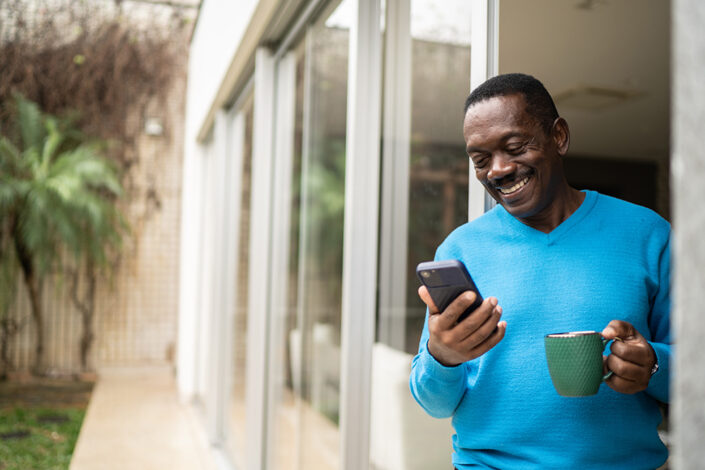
[
  {"xmin": 244, "ymin": 47, "xmax": 277, "ymax": 470},
  {"xmin": 469, "ymin": 0, "xmax": 500, "ymax": 220},
  {"xmin": 214, "ymin": 83, "xmax": 254, "ymax": 462},
  {"xmin": 204, "ymin": 110, "xmax": 230, "ymax": 444},
  {"xmin": 177, "ymin": 137, "xmax": 207, "ymax": 401},
  {"xmin": 339, "ymin": 0, "xmax": 383, "ymax": 469},
  {"xmin": 196, "ymin": 136, "xmax": 217, "ymax": 414},
  {"xmin": 264, "ymin": 50, "xmax": 298, "ymax": 469}
]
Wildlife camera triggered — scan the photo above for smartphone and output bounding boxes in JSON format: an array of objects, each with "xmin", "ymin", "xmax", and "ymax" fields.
[{"xmin": 416, "ymin": 259, "xmax": 483, "ymax": 323}]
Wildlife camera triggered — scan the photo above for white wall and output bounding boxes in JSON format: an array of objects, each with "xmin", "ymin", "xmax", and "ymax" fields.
[
  {"xmin": 186, "ymin": 0, "xmax": 258, "ymax": 142},
  {"xmin": 178, "ymin": 0, "xmax": 258, "ymax": 400},
  {"xmin": 672, "ymin": 1, "xmax": 705, "ymax": 467}
]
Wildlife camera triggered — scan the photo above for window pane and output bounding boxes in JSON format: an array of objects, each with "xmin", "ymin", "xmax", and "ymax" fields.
[
  {"xmin": 372, "ymin": 1, "xmax": 471, "ymax": 469},
  {"xmin": 407, "ymin": 0, "xmax": 472, "ymax": 351},
  {"xmin": 269, "ymin": 1, "xmax": 350, "ymax": 469}
]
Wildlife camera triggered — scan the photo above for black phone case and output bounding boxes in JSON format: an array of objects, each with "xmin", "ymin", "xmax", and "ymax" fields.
[{"xmin": 416, "ymin": 260, "xmax": 483, "ymax": 322}]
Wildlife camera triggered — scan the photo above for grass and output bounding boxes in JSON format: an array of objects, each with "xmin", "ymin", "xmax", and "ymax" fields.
[
  {"xmin": 0, "ymin": 407, "xmax": 86, "ymax": 470},
  {"xmin": 0, "ymin": 378, "xmax": 92, "ymax": 470}
]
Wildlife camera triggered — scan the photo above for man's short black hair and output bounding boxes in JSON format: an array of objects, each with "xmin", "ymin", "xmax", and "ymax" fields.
[{"xmin": 464, "ymin": 73, "xmax": 559, "ymax": 134}]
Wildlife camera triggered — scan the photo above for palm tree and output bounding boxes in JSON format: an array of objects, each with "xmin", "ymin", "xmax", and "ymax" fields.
[
  {"xmin": 0, "ymin": 94, "xmax": 125, "ymax": 374},
  {"xmin": 0, "ymin": 219, "xmax": 20, "ymax": 380}
]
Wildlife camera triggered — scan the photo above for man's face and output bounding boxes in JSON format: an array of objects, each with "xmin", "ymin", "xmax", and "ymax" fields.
[{"xmin": 463, "ymin": 94, "xmax": 567, "ymax": 223}]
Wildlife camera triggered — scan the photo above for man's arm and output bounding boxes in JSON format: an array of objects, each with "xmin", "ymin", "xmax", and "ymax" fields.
[{"xmin": 409, "ymin": 287, "xmax": 506, "ymax": 418}]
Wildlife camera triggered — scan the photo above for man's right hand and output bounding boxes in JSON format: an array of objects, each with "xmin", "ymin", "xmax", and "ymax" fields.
[{"xmin": 418, "ymin": 286, "xmax": 506, "ymax": 367}]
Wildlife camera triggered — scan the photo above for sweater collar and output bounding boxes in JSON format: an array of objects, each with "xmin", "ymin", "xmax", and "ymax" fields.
[{"xmin": 495, "ymin": 190, "xmax": 598, "ymax": 244}]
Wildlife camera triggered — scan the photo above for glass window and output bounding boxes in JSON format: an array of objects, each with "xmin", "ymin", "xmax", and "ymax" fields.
[
  {"xmin": 269, "ymin": 1, "xmax": 350, "ymax": 469},
  {"xmin": 372, "ymin": 1, "xmax": 472, "ymax": 469},
  {"xmin": 406, "ymin": 0, "xmax": 472, "ymax": 351}
]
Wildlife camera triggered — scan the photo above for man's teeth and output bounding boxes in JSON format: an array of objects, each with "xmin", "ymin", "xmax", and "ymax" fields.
[{"xmin": 498, "ymin": 177, "xmax": 529, "ymax": 195}]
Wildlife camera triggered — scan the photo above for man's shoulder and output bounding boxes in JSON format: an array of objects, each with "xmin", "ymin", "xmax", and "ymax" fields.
[
  {"xmin": 446, "ymin": 205, "xmax": 504, "ymax": 238},
  {"xmin": 436, "ymin": 206, "xmax": 505, "ymax": 256},
  {"xmin": 593, "ymin": 192, "xmax": 669, "ymax": 227}
]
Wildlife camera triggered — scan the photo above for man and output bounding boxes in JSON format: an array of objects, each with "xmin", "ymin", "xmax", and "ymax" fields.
[{"xmin": 409, "ymin": 73, "xmax": 670, "ymax": 469}]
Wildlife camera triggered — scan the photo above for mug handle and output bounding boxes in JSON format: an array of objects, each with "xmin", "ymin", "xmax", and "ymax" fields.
[{"xmin": 601, "ymin": 336, "xmax": 620, "ymax": 381}]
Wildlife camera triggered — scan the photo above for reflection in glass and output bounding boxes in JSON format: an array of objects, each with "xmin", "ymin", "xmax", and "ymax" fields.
[
  {"xmin": 406, "ymin": 0, "xmax": 472, "ymax": 353},
  {"xmin": 270, "ymin": 2, "xmax": 349, "ymax": 469}
]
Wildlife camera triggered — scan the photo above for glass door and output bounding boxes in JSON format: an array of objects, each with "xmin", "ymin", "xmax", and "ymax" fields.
[{"xmin": 268, "ymin": 1, "xmax": 351, "ymax": 469}]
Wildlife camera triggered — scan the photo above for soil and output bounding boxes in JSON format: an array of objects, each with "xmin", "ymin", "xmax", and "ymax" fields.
[{"xmin": 0, "ymin": 375, "xmax": 94, "ymax": 409}]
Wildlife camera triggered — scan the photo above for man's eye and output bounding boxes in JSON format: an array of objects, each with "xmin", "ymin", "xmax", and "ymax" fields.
[
  {"xmin": 506, "ymin": 143, "xmax": 526, "ymax": 154},
  {"xmin": 471, "ymin": 156, "xmax": 488, "ymax": 169}
]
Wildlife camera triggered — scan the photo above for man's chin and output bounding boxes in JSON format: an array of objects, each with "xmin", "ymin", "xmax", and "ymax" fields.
[{"xmin": 498, "ymin": 198, "xmax": 536, "ymax": 220}]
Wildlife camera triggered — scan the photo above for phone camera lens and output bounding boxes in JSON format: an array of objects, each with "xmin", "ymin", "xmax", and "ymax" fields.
[{"xmin": 421, "ymin": 271, "xmax": 430, "ymax": 278}]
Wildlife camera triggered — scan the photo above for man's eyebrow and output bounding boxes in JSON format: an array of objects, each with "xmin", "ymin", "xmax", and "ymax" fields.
[
  {"xmin": 466, "ymin": 132, "xmax": 529, "ymax": 154},
  {"xmin": 500, "ymin": 131, "xmax": 530, "ymax": 142},
  {"xmin": 466, "ymin": 145, "xmax": 485, "ymax": 154}
]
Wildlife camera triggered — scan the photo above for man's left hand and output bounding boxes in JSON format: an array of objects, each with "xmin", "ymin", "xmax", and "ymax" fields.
[{"xmin": 601, "ymin": 320, "xmax": 657, "ymax": 394}]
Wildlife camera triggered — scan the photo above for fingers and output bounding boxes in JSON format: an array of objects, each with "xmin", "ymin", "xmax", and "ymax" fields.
[
  {"xmin": 439, "ymin": 297, "xmax": 503, "ymax": 353},
  {"xmin": 425, "ymin": 294, "xmax": 505, "ymax": 366},
  {"xmin": 433, "ymin": 290, "xmax": 482, "ymax": 329},
  {"xmin": 465, "ymin": 320, "xmax": 507, "ymax": 358},
  {"xmin": 605, "ymin": 354, "xmax": 648, "ymax": 383},
  {"xmin": 605, "ymin": 373, "xmax": 644, "ymax": 395},
  {"xmin": 601, "ymin": 319, "xmax": 638, "ymax": 341},
  {"xmin": 602, "ymin": 320, "xmax": 656, "ymax": 394},
  {"xmin": 455, "ymin": 297, "xmax": 499, "ymax": 337},
  {"xmin": 609, "ymin": 337, "xmax": 655, "ymax": 367},
  {"xmin": 457, "ymin": 300, "xmax": 502, "ymax": 343}
]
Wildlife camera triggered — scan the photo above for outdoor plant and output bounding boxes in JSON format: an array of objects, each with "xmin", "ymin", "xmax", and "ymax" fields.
[
  {"xmin": 0, "ymin": 94, "xmax": 125, "ymax": 375},
  {"xmin": 0, "ymin": 0, "xmax": 190, "ymax": 375}
]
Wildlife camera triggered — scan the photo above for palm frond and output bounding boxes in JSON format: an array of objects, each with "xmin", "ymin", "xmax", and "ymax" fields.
[
  {"xmin": 3, "ymin": 95, "xmax": 127, "ymax": 280},
  {"xmin": 41, "ymin": 117, "xmax": 65, "ymax": 171},
  {"xmin": 13, "ymin": 93, "xmax": 46, "ymax": 152},
  {"xmin": 0, "ymin": 136, "xmax": 23, "ymax": 174}
]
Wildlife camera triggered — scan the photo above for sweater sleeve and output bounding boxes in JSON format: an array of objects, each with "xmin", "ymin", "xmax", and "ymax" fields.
[
  {"xmin": 645, "ymin": 220, "xmax": 671, "ymax": 403},
  {"xmin": 409, "ymin": 312, "xmax": 468, "ymax": 418}
]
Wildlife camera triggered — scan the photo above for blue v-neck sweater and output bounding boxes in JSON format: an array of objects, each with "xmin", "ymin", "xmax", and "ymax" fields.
[{"xmin": 410, "ymin": 191, "xmax": 671, "ymax": 469}]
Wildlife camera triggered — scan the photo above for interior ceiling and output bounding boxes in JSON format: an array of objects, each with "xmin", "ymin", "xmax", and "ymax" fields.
[{"xmin": 499, "ymin": 0, "xmax": 671, "ymax": 162}]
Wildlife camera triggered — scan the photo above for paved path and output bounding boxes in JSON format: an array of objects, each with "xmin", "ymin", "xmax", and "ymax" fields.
[{"xmin": 70, "ymin": 366, "xmax": 217, "ymax": 470}]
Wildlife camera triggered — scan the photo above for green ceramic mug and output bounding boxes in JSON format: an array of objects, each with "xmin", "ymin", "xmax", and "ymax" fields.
[{"xmin": 544, "ymin": 331, "xmax": 613, "ymax": 397}]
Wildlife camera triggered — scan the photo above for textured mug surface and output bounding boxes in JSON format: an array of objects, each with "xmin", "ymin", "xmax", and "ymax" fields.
[{"xmin": 544, "ymin": 331, "xmax": 611, "ymax": 397}]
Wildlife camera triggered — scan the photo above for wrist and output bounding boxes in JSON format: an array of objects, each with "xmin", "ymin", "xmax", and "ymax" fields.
[
  {"xmin": 427, "ymin": 340, "xmax": 461, "ymax": 367},
  {"xmin": 648, "ymin": 343, "xmax": 659, "ymax": 376}
]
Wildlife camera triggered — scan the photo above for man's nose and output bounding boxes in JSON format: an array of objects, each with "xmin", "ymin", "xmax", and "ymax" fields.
[{"xmin": 487, "ymin": 154, "xmax": 515, "ymax": 181}]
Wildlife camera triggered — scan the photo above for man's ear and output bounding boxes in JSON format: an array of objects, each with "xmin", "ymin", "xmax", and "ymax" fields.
[{"xmin": 552, "ymin": 117, "xmax": 570, "ymax": 156}]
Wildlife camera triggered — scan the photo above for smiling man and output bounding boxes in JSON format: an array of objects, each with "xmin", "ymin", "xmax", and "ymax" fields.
[{"xmin": 409, "ymin": 73, "xmax": 671, "ymax": 469}]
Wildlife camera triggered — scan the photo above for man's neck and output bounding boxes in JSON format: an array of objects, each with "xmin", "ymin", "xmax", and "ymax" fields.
[{"xmin": 519, "ymin": 185, "xmax": 586, "ymax": 234}]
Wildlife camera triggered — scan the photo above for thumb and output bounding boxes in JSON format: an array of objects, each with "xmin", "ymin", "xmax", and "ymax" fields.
[
  {"xmin": 418, "ymin": 285, "xmax": 439, "ymax": 313},
  {"xmin": 602, "ymin": 319, "xmax": 641, "ymax": 342}
]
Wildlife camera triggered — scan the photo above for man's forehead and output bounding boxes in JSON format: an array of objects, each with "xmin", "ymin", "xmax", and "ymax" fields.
[
  {"xmin": 465, "ymin": 93, "xmax": 527, "ymax": 120},
  {"xmin": 464, "ymin": 94, "xmax": 541, "ymax": 131}
]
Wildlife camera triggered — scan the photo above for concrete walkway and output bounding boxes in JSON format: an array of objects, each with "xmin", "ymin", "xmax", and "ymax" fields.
[{"xmin": 70, "ymin": 366, "xmax": 217, "ymax": 470}]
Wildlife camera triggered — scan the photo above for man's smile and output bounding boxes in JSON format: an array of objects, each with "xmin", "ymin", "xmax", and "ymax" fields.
[{"xmin": 496, "ymin": 175, "xmax": 530, "ymax": 195}]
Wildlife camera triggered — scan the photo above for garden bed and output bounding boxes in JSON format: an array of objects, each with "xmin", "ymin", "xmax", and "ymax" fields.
[{"xmin": 0, "ymin": 377, "xmax": 93, "ymax": 470}]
